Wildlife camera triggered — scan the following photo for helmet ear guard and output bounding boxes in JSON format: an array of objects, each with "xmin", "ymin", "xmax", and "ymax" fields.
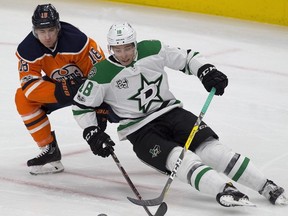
[{"xmin": 107, "ymin": 22, "xmax": 137, "ymax": 53}]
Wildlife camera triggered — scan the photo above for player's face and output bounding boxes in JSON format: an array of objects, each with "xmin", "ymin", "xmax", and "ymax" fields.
[
  {"xmin": 35, "ymin": 27, "xmax": 59, "ymax": 49},
  {"xmin": 111, "ymin": 43, "xmax": 135, "ymax": 66}
]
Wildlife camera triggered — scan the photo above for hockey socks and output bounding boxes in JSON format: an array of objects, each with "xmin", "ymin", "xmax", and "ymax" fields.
[
  {"xmin": 166, "ymin": 147, "xmax": 253, "ymax": 207},
  {"xmin": 167, "ymin": 147, "xmax": 232, "ymax": 196}
]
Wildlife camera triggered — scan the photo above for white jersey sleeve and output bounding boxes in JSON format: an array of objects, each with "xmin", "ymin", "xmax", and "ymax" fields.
[{"xmin": 72, "ymin": 79, "xmax": 105, "ymax": 129}]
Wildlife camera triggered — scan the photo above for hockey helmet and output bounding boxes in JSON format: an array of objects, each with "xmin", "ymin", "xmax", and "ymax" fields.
[
  {"xmin": 107, "ymin": 22, "xmax": 136, "ymax": 46},
  {"xmin": 32, "ymin": 4, "xmax": 60, "ymax": 29}
]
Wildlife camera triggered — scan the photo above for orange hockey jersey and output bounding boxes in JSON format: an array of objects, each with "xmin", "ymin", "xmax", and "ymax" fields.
[{"xmin": 16, "ymin": 21, "xmax": 105, "ymax": 104}]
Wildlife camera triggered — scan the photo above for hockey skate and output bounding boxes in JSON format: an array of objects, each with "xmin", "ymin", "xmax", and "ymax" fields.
[
  {"xmin": 216, "ymin": 182, "xmax": 256, "ymax": 207},
  {"xmin": 27, "ymin": 131, "xmax": 64, "ymax": 175},
  {"xmin": 259, "ymin": 179, "xmax": 288, "ymax": 205}
]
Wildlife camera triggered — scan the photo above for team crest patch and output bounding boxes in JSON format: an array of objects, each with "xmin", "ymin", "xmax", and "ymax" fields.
[
  {"xmin": 116, "ymin": 78, "xmax": 129, "ymax": 89},
  {"xmin": 149, "ymin": 145, "xmax": 161, "ymax": 158},
  {"xmin": 88, "ymin": 67, "xmax": 97, "ymax": 79}
]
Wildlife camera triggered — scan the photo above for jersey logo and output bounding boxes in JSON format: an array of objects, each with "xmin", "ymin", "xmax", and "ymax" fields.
[
  {"xmin": 116, "ymin": 78, "xmax": 129, "ymax": 89},
  {"xmin": 129, "ymin": 74, "xmax": 163, "ymax": 113},
  {"xmin": 149, "ymin": 145, "xmax": 161, "ymax": 158},
  {"xmin": 88, "ymin": 67, "xmax": 97, "ymax": 79},
  {"xmin": 21, "ymin": 75, "xmax": 34, "ymax": 84},
  {"xmin": 51, "ymin": 64, "xmax": 83, "ymax": 81}
]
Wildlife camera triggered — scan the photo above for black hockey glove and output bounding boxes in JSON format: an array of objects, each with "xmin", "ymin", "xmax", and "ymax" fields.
[
  {"xmin": 54, "ymin": 76, "xmax": 86, "ymax": 104},
  {"xmin": 95, "ymin": 102, "xmax": 121, "ymax": 131},
  {"xmin": 95, "ymin": 103, "xmax": 110, "ymax": 132},
  {"xmin": 197, "ymin": 64, "xmax": 228, "ymax": 95},
  {"xmin": 83, "ymin": 126, "xmax": 115, "ymax": 158}
]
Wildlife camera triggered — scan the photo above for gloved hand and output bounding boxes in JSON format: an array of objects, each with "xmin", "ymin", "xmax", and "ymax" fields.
[
  {"xmin": 197, "ymin": 64, "xmax": 228, "ymax": 95},
  {"xmin": 95, "ymin": 103, "xmax": 110, "ymax": 131},
  {"xmin": 83, "ymin": 126, "xmax": 115, "ymax": 158},
  {"xmin": 54, "ymin": 76, "xmax": 86, "ymax": 104}
]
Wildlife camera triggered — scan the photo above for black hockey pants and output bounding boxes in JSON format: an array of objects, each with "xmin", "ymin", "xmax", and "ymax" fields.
[{"xmin": 127, "ymin": 107, "xmax": 218, "ymax": 173}]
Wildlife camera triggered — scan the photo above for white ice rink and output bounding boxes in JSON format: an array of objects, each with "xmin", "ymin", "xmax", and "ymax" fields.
[{"xmin": 0, "ymin": 0, "xmax": 288, "ymax": 215}]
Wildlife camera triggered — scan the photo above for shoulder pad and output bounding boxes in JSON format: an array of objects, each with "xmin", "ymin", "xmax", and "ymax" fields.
[
  {"xmin": 137, "ymin": 40, "xmax": 162, "ymax": 60},
  {"xmin": 90, "ymin": 59, "xmax": 123, "ymax": 84},
  {"xmin": 17, "ymin": 32, "xmax": 47, "ymax": 62},
  {"xmin": 16, "ymin": 22, "xmax": 90, "ymax": 62},
  {"xmin": 57, "ymin": 22, "xmax": 88, "ymax": 53}
]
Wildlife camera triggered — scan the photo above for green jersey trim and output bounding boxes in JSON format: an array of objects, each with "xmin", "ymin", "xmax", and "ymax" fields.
[
  {"xmin": 117, "ymin": 99, "xmax": 181, "ymax": 131},
  {"xmin": 90, "ymin": 60, "xmax": 123, "ymax": 84},
  {"xmin": 137, "ymin": 40, "xmax": 162, "ymax": 60},
  {"xmin": 73, "ymin": 109, "xmax": 94, "ymax": 116}
]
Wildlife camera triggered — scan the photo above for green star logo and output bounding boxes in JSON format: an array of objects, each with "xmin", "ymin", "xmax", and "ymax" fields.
[
  {"xmin": 149, "ymin": 145, "xmax": 161, "ymax": 158},
  {"xmin": 129, "ymin": 74, "xmax": 163, "ymax": 113}
]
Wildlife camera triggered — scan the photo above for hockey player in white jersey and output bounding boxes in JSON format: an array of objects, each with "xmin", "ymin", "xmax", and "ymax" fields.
[{"xmin": 72, "ymin": 22, "xmax": 287, "ymax": 207}]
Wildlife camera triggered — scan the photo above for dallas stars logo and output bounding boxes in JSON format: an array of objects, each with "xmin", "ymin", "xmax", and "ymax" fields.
[
  {"xmin": 149, "ymin": 145, "xmax": 161, "ymax": 158},
  {"xmin": 129, "ymin": 74, "xmax": 163, "ymax": 113}
]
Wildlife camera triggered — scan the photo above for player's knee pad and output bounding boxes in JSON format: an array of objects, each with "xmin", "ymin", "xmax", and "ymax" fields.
[
  {"xmin": 195, "ymin": 137, "xmax": 235, "ymax": 172},
  {"xmin": 15, "ymin": 88, "xmax": 28, "ymax": 114},
  {"xmin": 166, "ymin": 147, "xmax": 205, "ymax": 184},
  {"xmin": 15, "ymin": 88, "xmax": 42, "ymax": 114},
  {"xmin": 195, "ymin": 137, "xmax": 250, "ymax": 182}
]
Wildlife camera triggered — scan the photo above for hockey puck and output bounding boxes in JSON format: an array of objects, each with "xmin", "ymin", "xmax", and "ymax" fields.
[{"xmin": 98, "ymin": 214, "xmax": 107, "ymax": 216}]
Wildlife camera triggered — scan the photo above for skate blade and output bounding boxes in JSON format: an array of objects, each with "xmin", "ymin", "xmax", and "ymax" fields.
[
  {"xmin": 237, "ymin": 199, "xmax": 257, "ymax": 207},
  {"xmin": 220, "ymin": 196, "xmax": 256, "ymax": 207},
  {"xmin": 275, "ymin": 194, "xmax": 288, "ymax": 205},
  {"xmin": 29, "ymin": 161, "xmax": 64, "ymax": 175}
]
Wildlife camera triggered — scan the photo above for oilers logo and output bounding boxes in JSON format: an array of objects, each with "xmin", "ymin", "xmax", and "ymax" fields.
[{"xmin": 51, "ymin": 64, "xmax": 83, "ymax": 81}]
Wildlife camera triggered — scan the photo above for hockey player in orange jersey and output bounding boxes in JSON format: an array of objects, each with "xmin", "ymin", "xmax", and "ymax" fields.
[{"xmin": 14, "ymin": 4, "xmax": 107, "ymax": 175}]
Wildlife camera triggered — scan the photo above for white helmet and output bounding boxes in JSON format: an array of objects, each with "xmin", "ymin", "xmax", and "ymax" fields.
[{"xmin": 107, "ymin": 22, "xmax": 136, "ymax": 46}]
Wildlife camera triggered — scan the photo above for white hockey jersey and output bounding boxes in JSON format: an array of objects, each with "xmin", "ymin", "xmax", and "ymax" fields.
[{"xmin": 72, "ymin": 40, "xmax": 210, "ymax": 140}]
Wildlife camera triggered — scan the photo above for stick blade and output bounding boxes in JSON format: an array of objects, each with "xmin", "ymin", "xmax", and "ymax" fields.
[
  {"xmin": 127, "ymin": 195, "xmax": 163, "ymax": 206},
  {"xmin": 154, "ymin": 202, "xmax": 168, "ymax": 216}
]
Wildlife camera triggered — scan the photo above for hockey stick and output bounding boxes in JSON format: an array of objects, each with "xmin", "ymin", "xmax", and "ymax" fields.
[
  {"xmin": 110, "ymin": 150, "xmax": 168, "ymax": 216},
  {"xmin": 127, "ymin": 87, "xmax": 216, "ymax": 208}
]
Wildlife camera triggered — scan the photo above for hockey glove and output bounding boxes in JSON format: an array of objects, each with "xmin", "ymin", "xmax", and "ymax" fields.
[
  {"xmin": 95, "ymin": 103, "xmax": 110, "ymax": 132},
  {"xmin": 54, "ymin": 76, "xmax": 86, "ymax": 104},
  {"xmin": 198, "ymin": 64, "xmax": 228, "ymax": 95},
  {"xmin": 83, "ymin": 126, "xmax": 115, "ymax": 158}
]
